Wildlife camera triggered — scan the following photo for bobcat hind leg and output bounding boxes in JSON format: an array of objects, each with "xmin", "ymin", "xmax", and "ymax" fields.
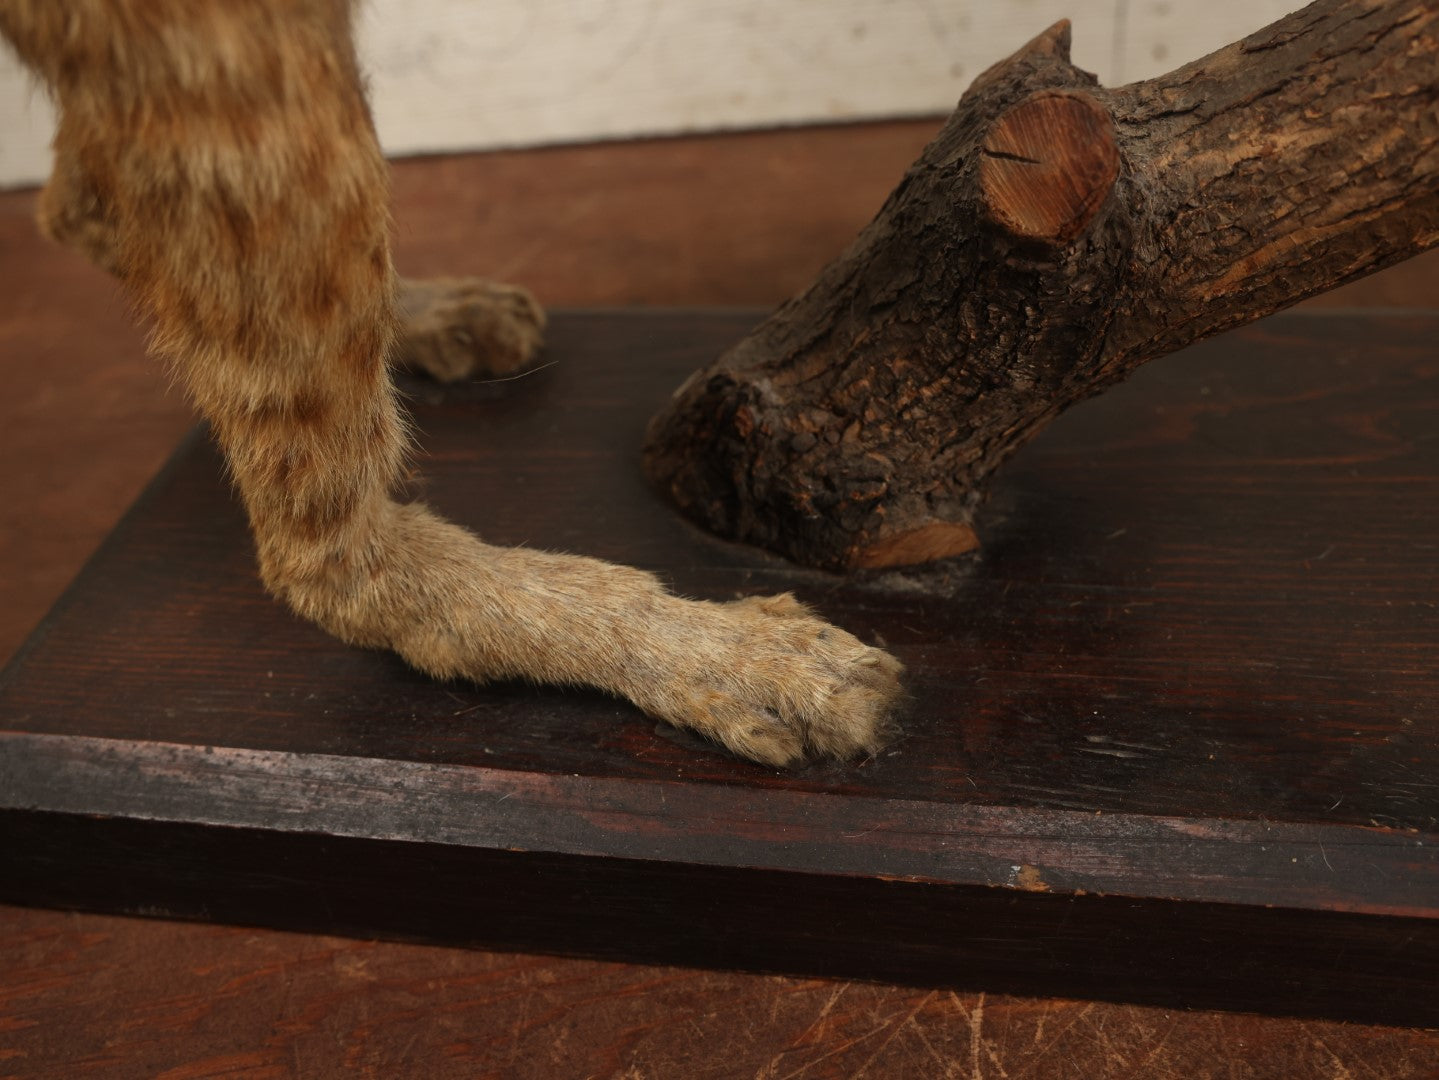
[
  {"xmin": 395, "ymin": 276, "xmax": 545, "ymax": 382},
  {"xmin": 34, "ymin": 116, "xmax": 543, "ymax": 383},
  {"xmin": 36, "ymin": 126, "xmax": 124, "ymax": 277}
]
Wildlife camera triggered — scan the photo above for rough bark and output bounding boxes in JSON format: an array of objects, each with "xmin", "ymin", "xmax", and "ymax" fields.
[{"xmin": 643, "ymin": 0, "xmax": 1439, "ymax": 571}]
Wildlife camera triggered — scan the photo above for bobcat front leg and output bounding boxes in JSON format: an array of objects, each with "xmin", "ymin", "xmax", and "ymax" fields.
[
  {"xmin": 5, "ymin": 0, "xmax": 901, "ymax": 766},
  {"xmin": 287, "ymin": 511, "xmax": 902, "ymax": 765}
]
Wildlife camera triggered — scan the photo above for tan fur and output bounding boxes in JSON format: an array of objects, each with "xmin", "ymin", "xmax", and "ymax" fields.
[{"xmin": 0, "ymin": 0, "xmax": 902, "ymax": 766}]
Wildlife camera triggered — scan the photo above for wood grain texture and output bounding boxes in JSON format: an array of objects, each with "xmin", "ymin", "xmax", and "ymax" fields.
[
  {"xmin": 980, "ymin": 89, "xmax": 1119, "ymax": 245},
  {"xmin": 4, "ymin": 129, "xmax": 1439, "ymax": 1078},
  {"xmin": 3, "ymin": 310, "xmax": 1437, "ymax": 1029}
]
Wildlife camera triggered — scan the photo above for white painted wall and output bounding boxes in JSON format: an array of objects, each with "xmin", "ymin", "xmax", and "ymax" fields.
[{"xmin": 0, "ymin": 0, "xmax": 1300, "ymax": 190}]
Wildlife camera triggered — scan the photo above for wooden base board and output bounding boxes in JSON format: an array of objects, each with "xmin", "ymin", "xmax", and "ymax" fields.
[{"xmin": 2, "ymin": 311, "xmax": 1436, "ymax": 1024}]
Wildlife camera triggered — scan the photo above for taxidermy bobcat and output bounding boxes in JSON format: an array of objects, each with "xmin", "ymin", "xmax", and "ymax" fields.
[{"xmin": 0, "ymin": 0, "xmax": 902, "ymax": 766}]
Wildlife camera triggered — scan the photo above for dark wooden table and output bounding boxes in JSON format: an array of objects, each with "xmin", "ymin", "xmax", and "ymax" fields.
[{"xmin": 4, "ymin": 123, "xmax": 1439, "ymax": 1078}]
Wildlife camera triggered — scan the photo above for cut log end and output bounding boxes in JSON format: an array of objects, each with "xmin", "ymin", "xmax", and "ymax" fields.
[
  {"xmin": 850, "ymin": 522, "xmax": 981, "ymax": 570},
  {"xmin": 979, "ymin": 91, "xmax": 1119, "ymax": 246}
]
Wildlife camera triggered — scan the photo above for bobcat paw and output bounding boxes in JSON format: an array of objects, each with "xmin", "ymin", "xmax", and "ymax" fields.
[
  {"xmin": 395, "ymin": 276, "xmax": 545, "ymax": 382},
  {"xmin": 636, "ymin": 593, "xmax": 904, "ymax": 768}
]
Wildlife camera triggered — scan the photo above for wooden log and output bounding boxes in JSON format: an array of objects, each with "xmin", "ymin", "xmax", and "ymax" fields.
[{"xmin": 643, "ymin": 0, "xmax": 1439, "ymax": 571}]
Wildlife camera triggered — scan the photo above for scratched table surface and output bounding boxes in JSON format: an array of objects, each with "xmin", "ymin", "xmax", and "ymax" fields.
[{"xmin": 4, "ymin": 127, "xmax": 1439, "ymax": 1077}]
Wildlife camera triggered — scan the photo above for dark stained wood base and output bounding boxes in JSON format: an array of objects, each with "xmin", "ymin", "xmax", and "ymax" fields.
[{"xmin": 2, "ymin": 311, "xmax": 1437, "ymax": 1026}]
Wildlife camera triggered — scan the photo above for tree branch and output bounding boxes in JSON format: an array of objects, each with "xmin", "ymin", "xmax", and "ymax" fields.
[{"xmin": 643, "ymin": 0, "xmax": 1439, "ymax": 571}]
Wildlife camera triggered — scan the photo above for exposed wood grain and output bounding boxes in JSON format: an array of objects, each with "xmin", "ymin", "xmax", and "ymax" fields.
[{"xmin": 979, "ymin": 88, "xmax": 1120, "ymax": 245}]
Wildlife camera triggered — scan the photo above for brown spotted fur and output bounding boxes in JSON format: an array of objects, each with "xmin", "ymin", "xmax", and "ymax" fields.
[{"xmin": 0, "ymin": 0, "xmax": 902, "ymax": 766}]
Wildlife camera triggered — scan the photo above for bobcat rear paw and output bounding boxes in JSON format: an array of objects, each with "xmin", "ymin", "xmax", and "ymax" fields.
[
  {"xmin": 395, "ymin": 276, "xmax": 545, "ymax": 382},
  {"xmin": 635, "ymin": 593, "xmax": 904, "ymax": 768}
]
